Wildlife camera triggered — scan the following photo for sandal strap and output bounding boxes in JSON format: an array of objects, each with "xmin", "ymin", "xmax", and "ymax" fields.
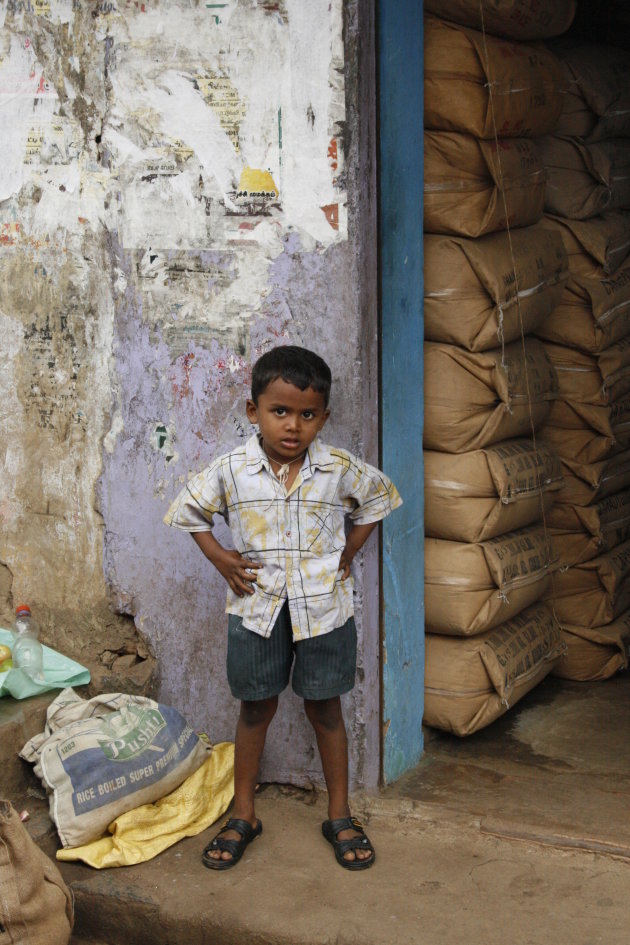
[
  {"xmin": 327, "ymin": 816, "xmax": 365, "ymax": 838},
  {"xmin": 220, "ymin": 817, "xmax": 258, "ymax": 840}
]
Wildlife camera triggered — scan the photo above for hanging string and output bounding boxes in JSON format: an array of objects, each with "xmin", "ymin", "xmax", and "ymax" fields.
[
  {"xmin": 273, "ymin": 451, "xmax": 306, "ymax": 487},
  {"xmin": 477, "ymin": 0, "xmax": 563, "ymax": 625}
]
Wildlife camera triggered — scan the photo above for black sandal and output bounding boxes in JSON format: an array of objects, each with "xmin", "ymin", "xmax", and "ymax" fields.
[
  {"xmin": 202, "ymin": 817, "xmax": 263, "ymax": 870},
  {"xmin": 322, "ymin": 816, "xmax": 375, "ymax": 871}
]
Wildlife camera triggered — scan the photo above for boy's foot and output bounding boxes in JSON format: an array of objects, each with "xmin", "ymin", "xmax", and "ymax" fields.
[
  {"xmin": 202, "ymin": 817, "xmax": 262, "ymax": 870},
  {"xmin": 322, "ymin": 816, "xmax": 375, "ymax": 870}
]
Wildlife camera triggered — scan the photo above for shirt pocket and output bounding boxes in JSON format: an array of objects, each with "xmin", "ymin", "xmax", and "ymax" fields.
[{"xmin": 304, "ymin": 509, "xmax": 338, "ymax": 557}]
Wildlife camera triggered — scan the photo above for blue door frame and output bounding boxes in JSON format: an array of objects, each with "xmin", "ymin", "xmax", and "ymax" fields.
[{"xmin": 378, "ymin": 1, "xmax": 425, "ymax": 784}]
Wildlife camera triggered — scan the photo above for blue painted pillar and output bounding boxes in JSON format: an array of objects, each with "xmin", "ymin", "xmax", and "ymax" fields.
[{"xmin": 378, "ymin": 1, "xmax": 425, "ymax": 783}]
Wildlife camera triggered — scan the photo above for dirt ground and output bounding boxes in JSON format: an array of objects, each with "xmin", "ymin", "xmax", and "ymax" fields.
[{"xmin": 62, "ymin": 672, "xmax": 629, "ymax": 945}]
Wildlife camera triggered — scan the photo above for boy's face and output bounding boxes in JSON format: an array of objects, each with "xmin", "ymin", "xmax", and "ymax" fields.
[{"xmin": 246, "ymin": 377, "xmax": 330, "ymax": 464}]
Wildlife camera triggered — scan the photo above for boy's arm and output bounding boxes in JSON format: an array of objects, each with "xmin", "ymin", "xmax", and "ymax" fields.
[
  {"xmin": 338, "ymin": 522, "xmax": 379, "ymax": 580},
  {"xmin": 192, "ymin": 531, "xmax": 262, "ymax": 598}
]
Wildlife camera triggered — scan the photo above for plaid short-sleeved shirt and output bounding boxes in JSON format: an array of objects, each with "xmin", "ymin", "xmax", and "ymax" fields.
[{"xmin": 164, "ymin": 434, "xmax": 402, "ymax": 641}]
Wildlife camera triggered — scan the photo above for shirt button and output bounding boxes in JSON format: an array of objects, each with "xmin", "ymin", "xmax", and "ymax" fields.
[{"xmin": 286, "ymin": 530, "xmax": 291, "ymax": 537}]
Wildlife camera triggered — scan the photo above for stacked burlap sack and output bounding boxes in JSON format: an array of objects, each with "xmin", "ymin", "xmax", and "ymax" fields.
[
  {"xmin": 533, "ymin": 39, "xmax": 630, "ymax": 680},
  {"xmin": 423, "ymin": 5, "xmax": 577, "ymax": 735}
]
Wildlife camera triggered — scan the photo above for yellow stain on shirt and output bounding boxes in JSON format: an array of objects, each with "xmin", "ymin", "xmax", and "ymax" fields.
[{"xmin": 240, "ymin": 506, "xmax": 272, "ymax": 541}]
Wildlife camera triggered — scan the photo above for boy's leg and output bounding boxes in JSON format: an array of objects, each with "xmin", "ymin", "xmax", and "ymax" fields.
[
  {"xmin": 216, "ymin": 604, "xmax": 294, "ymax": 861},
  {"xmin": 304, "ymin": 696, "xmax": 372, "ymax": 863},
  {"xmin": 206, "ymin": 695, "xmax": 277, "ymax": 862}
]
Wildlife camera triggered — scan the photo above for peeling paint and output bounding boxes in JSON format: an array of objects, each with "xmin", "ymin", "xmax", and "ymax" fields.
[
  {"xmin": 0, "ymin": 0, "xmax": 377, "ymax": 788},
  {"xmin": 104, "ymin": 411, "xmax": 124, "ymax": 454}
]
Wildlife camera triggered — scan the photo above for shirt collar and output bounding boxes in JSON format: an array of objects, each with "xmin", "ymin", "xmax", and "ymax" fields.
[{"xmin": 245, "ymin": 433, "xmax": 333, "ymax": 477}]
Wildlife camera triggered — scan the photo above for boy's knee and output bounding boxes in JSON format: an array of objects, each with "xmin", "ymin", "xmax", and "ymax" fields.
[
  {"xmin": 240, "ymin": 695, "xmax": 278, "ymax": 728},
  {"xmin": 304, "ymin": 696, "xmax": 343, "ymax": 732}
]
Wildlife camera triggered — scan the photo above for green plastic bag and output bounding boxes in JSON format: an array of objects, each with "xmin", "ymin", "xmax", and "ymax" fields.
[{"xmin": 0, "ymin": 628, "xmax": 90, "ymax": 700}]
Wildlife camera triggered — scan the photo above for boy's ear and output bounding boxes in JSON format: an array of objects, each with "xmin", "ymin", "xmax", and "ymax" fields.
[
  {"xmin": 319, "ymin": 408, "xmax": 331, "ymax": 430},
  {"xmin": 246, "ymin": 399, "xmax": 258, "ymax": 423}
]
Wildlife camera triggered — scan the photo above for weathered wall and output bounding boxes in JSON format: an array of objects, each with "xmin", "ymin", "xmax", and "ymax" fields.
[{"xmin": 0, "ymin": 0, "xmax": 379, "ymax": 786}]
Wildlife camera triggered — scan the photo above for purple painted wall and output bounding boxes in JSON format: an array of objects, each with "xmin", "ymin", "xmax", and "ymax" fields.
[
  {"xmin": 100, "ymin": 237, "xmax": 378, "ymax": 786},
  {"xmin": 98, "ymin": 1, "xmax": 380, "ymax": 788}
]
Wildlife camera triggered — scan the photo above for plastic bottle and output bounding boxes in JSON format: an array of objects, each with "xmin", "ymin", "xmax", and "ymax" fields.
[{"xmin": 12, "ymin": 605, "xmax": 45, "ymax": 683}]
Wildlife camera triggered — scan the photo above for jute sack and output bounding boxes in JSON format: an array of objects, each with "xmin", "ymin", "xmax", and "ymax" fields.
[
  {"xmin": 600, "ymin": 338, "xmax": 630, "ymax": 401},
  {"xmin": 424, "ymin": 228, "xmax": 568, "ymax": 351},
  {"xmin": 424, "ymin": 603, "xmax": 564, "ymax": 737},
  {"xmin": 610, "ymin": 392, "xmax": 630, "ymax": 443},
  {"xmin": 543, "ymin": 344, "xmax": 603, "ymax": 404},
  {"xmin": 550, "ymin": 526, "xmax": 602, "ymax": 568},
  {"xmin": 544, "ymin": 397, "xmax": 630, "ymax": 467},
  {"xmin": 549, "ymin": 492, "xmax": 630, "ymax": 566},
  {"xmin": 546, "ymin": 538, "xmax": 630, "ymax": 626},
  {"xmin": 20, "ymin": 688, "xmax": 210, "ymax": 848},
  {"xmin": 424, "ymin": 132, "xmax": 545, "ymax": 237},
  {"xmin": 540, "ymin": 212, "xmax": 630, "ymax": 274},
  {"xmin": 425, "ymin": 439, "xmax": 563, "ymax": 542},
  {"xmin": 534, "ymin": 261, "xmax": 630, "ymax": 353},
  {"xmin": 0, "ymin": 800, "xmax": 73, "ymax": 945},
  {"xmin": 425, "ymin": 525, "xmax": 556, "ymax": 636},
  {"xmin": 542, "ymin": 339, "xmax": 630, "ymax": 407},
  {"xmin": 549, "ymin": 489, "xmax": 630, "ymax": 542},
  {"xmin": 424, "ymin": 16, "xmax": 565, "ymax": 139},
  {"xmin": 535, "ymin": 227, "xmax": 600, "ymax": 280},
  {"xmin": 554, "ymin": 449, "xmax": 630, "ymax": 506},
  {"xmin": 424, "ymin": 338, "xmax": 558, "ymax": 453},
  {"xmin": 546, "ymin": 396, "xmax": 630, "ymax": 460},
  {"xmin": 423, "ymin": 0, "xmax": 576, "ymax": 40},
  {"xmin": 552, "ymin": 612, "xmax": 630, "ymax": 681},
  {"xmin": 554, "ymin": 42, "xmax": 630, "ymax": 142},
  {"xmin": 539, "ymin": 136, "xmax": 630, "ymax": 220},
  {"xmin": 539, "ymin": 423, "xmax": 615, "ymax": 464},
  {"xmin": 554, "ymin": 62, "xmax": 597, "ymax": 142},
  {"xmin": 545, "ymin": 399, "xmax": 613, "ymax": 439}
]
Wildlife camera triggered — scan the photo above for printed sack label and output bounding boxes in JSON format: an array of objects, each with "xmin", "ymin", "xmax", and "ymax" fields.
[{"xmin": 20, "ymin": 688, "xmax": 210, "ymax": 848}]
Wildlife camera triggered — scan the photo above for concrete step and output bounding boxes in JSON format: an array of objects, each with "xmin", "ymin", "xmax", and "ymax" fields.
[
  {"xmin": 15, "ymin": 676, "xmax": 630, "ymax": 945},
  {"xmin": 29, "ymin": 786, "xmax": 630, "ymax": 945},
  {"xmin": 0, "ymin": 692, "xmax": 53, "ymax": 801}
]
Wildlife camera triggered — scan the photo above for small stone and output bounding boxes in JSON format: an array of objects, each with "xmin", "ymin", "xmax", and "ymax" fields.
[{"xmin": 112, "ymin": 653, "xmax": 138, "ymax": 671}]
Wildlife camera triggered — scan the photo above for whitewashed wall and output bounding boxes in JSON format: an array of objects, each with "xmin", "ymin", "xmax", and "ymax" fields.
[{"xmin": 0, "ymin": 0, "xmax": 380, "ymax": 787}]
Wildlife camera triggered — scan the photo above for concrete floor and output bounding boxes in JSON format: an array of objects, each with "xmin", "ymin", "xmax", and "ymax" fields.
[
  {"xmin": 5, "ymin": 671, "xmax": 626, "ymax": 944},
  {"xmin": 60, "ymin": 672, "xmax": 630, "ymax": 945},
  {"xmin": 389, "ymin": 672, "xmax": 630, "ymax": 858}
]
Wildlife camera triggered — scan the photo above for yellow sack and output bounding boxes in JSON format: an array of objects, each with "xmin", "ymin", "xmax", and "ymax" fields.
[{"xmin": 56, "ymin": 743, "xmax": 234, "ymax": 869}]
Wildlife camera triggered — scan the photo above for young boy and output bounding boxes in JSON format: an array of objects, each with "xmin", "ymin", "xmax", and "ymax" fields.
[{"xmin": 164, "ymin": 345, "xmax": 401, "ymax": 871}]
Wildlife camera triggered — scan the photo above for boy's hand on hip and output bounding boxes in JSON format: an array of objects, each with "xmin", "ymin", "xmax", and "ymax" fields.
[
  {"xmin": 191, "ymin": 532, "xmax": 261, "ymax": 596},
  {"xmin": 216, "ymin": 550, "xmax": 262, "ymax": 597},
  {"xmin": 338, "ymin": 548, "xmax": 354, "ymax": 581},
  {"xmin": 339, "ymin": 522, "xmax": 379, "ymax": 580}
]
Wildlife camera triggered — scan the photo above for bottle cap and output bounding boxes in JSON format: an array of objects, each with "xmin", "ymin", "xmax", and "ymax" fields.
[{"xmin": 15, "ymin": 605, "xmax": 31, "ymax": 616}]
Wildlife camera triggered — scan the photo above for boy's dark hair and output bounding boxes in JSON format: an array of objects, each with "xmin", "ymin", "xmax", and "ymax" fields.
[{"xmin": 251, "ymin": 345, "xmax": 332, "ymax": 406}]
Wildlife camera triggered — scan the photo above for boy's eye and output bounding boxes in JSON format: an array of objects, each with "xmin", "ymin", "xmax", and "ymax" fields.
[
  {"xmin": 274, "ymin": 407, "xmax": 286, "ymax": 416},
  {"xmin": 302, "ymin": 411, "xmax": 314, "ymax": 419}
]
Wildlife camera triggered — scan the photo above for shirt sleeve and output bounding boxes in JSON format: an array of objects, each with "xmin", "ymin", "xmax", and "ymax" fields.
[
  {"xmin": 163, "ymin": 460, "xmax": 227, "ymax": 531},
  {"xmin": 345, "ymin": 456, "xmax": 403, "ymax": 525}
]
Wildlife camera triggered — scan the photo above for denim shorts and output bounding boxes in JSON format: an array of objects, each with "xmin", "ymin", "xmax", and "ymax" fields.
[{"xmin": 226, "ymin": 602, "xmax": 357, "ymax": 702}]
